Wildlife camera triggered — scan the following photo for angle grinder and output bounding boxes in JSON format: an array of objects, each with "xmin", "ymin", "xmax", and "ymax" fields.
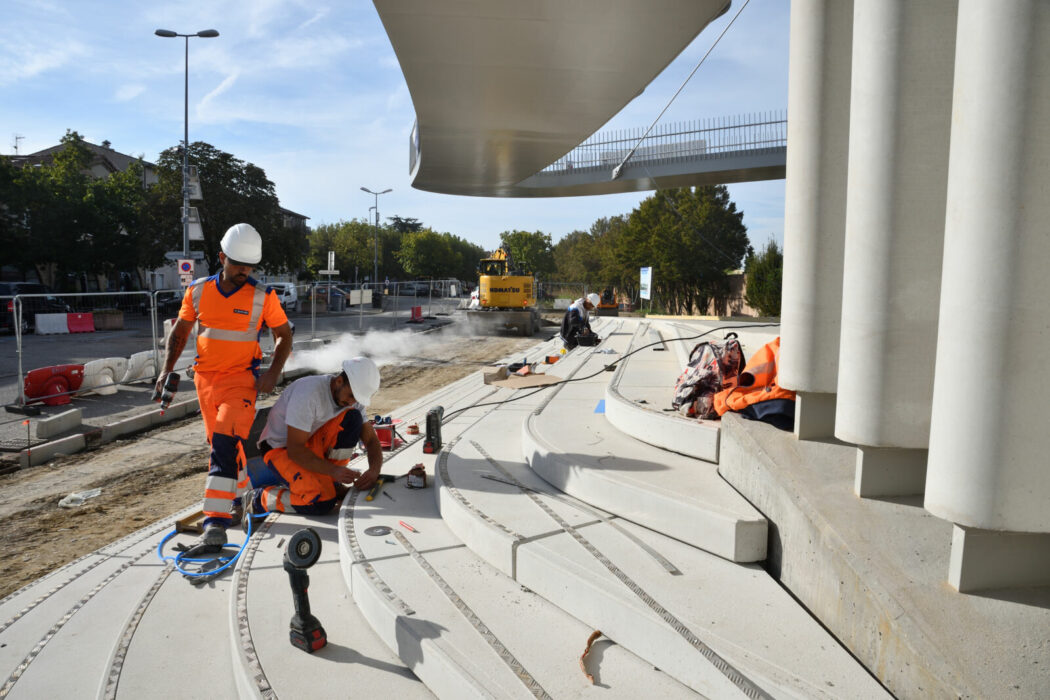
[{"xmin": 284, "ymin": 528, "xmax": 327, "ymax": 653}]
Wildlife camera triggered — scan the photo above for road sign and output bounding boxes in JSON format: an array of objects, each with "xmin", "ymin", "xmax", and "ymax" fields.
[
  {"xmin": 165, "ymin": 251, "xmax": 205, "ymax": 261},
  {"xmin": 319, "ymin": 270, "xmax": 339, "ymax": 276},
  {"xmin": 177, "ymin": 259, "xmax": 194, "ymax": 275}
]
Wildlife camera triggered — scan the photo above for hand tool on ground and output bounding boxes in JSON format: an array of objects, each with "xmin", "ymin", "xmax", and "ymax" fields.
[
  {"xmin": 365, "ymin": 473, "xmax": 397, "ymax": 501},
  {"xmin": 152, "ymin": 372, "xmax": 180, "ymax": 413},
  {"xmin": 398, "ymin": 520, "xmax": 418, "ymax": 533},
  {"xmin": 284, "ymin": 528, "xmax": 327, "ymax": 653}
]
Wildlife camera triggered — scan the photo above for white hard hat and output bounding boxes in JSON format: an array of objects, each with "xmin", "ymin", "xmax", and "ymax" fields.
[
  {"xmin": 220, "ymin": 223, "xmax": 263, "ymax": 264},
  {"xmin": 586, "ymin": 292, "xmax": 600, "ymax": 307},
  {"xmin": 341, "ymin": 356, "xmax": 380, "ymax": 406}
]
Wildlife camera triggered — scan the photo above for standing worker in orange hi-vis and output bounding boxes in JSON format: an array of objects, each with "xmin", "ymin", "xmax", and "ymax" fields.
[{"xmin": 154, "ymin": 223, "xmax": 293, "ymax": 553}]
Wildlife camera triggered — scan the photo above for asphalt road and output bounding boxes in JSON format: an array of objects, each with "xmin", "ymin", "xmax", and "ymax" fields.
[{"xmin": 0, "ymin": 295, "xmax": 466, "ymax": 451}]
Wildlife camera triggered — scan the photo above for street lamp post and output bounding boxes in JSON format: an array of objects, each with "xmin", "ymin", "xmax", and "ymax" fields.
[
  {"xmin": 360, "ymin": 187, "xmax": 391, "ymax": 291},
  {"xmin": 155, "ymin": 28, "xmax": 219, "ymax": 258}
]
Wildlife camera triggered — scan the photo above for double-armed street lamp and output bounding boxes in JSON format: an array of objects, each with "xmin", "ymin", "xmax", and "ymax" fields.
[
  {"xmin": 154, "ymin": 28, "xmax": 219, "ymax": 258},
  {"xmin": 360, "ymin": 187, "xmax": 391, "ymax": 289}
]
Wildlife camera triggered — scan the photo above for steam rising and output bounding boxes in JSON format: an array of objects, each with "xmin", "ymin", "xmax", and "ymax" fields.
[{"xmin": 285, "ymin": 329, "xmax": 444, "ymax": 374}]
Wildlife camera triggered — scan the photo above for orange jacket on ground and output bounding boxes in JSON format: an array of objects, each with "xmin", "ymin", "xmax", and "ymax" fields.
[
  {"xmin": 178, "ymin": 275, "xmax": 288, "ymax": 375},
  {"xmin": 713, "ymin": 336, "xmax": 796, "ymax": 416}
]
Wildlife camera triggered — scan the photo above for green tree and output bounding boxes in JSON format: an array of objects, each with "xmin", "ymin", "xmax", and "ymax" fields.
[
  {"xmin": 616, "ymin": 186, "xmax": 749, "ymax": 314},
  {"xmin": 397, "ymin": 229, "xmax": 458, "ymax": 278},
  {"xmin": 446, "ymin": 235, "xmax": 488, "ymax": 281},
  {"xmin": 154, "ymin": 142, "xmax": 303, "ymax": 275},
  {"xmin": 744, "ymin": 238, "xmax": 783, "ymax": 317},
  {"xmin": 305, "ymin": 219, "xmax": 375, "ymax": 281},
  {"xmin": 388, "ymin": 216, "xmax": 423, "ymax": 233},
  {"xmin": 498, "ymin": 230, "xmax": 555, "ymax": 279},
  {"xmin": 552, "ymin": 230, "xmax": 595, "ymax": 282}
]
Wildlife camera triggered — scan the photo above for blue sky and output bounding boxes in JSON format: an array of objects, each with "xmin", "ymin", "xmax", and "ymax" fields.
[{"xmin": 0, "ymin": 0, "xmax": 789, "ymax": 253}]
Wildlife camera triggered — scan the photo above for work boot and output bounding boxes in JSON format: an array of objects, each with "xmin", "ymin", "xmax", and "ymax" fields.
[
  {"xmin": 200, "ymin": 524, "xmax": 227, "ymax": 552},
  {"xmin": 241, "ymin": 488, "xmax": 265, "ymax": 533},
  {"xmin": 176, "ymin": 524, "xmax": 227, "ymax": 558}
]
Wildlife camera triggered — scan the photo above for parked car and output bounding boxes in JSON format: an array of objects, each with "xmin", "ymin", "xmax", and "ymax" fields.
[
  {"xmin": 270, "ymin": 283, "xmax": 299, "ymax": 311},
  {"xmin": 0, "ymin": 282, "xmax": 73, "ymax": 333},
  {"xmin": 399, "ymin": 282, "xmax": 430, "ymax": 297},
  {"xmin": 138, "ymin": 291, "xmax": 183, "ymax": 318}
]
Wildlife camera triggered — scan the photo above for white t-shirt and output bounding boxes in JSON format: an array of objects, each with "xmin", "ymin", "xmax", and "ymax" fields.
[{"xmin": 259, "ymin": 374, "xmax": 364, "ymax": 449}]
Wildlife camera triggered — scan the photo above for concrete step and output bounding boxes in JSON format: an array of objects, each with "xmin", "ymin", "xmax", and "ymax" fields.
[
  {"xmin": 520, "ymin": 319, "xmax": 768, "ymax": 562},
  {"xmin": 0, "ymin": 505, "xmax": 243, "ymax": 699},
  {"xmin": 604, "ymin": 321, "xmax": 722, "ymax": 460},
  {"xmin": 340, "ymin": 397, "xmax": 699, "ymax": 699},
  {"xmin": 437, "ymin": 402, "xmax": 890, "ymax": 699}
]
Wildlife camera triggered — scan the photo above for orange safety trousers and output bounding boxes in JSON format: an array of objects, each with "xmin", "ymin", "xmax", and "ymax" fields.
[
  {"xmin": 194, "ymin": 370, "xmax": 256, "ymax": 528},
  {"xmin": 256, "ymin": 409, "xmax": 359, "ymax": 515}
]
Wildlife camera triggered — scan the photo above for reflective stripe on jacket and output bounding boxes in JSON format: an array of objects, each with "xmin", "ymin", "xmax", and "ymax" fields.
[
  {"xmin": 178, "ymin": 275, "xmax": 288, "ymax": 375},
  {"xmin": 713, "ymin": 336, "xmax": 796, "ymax": 416}
]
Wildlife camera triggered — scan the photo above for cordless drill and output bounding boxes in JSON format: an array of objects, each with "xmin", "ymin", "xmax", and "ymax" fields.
[
  {"xmin": 423, "ymin": 405, "xmax": 444, "ymax": 454},
  {"xmin": 284, "ymin": 528, "xmax": 327, "ymax": 653},
  {"xmin": 152, "ymin": 372, "xmax": 180, "ymax": 414}
]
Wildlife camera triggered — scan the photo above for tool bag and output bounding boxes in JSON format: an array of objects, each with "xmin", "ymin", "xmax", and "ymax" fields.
[{"xmin": 671, "ymin": 333, "xmax": 745, "ymax": 419}]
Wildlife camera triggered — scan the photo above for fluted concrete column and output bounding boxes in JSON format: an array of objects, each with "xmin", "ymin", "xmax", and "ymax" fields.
[
  {"xmin": 835, "ymin": 0, "xmax": 957, "ymax": 496},
  {"xmin": 926, "ymin": 0, "xmax": 1050, "ymax": 591},
  {"xmin": 779, "ymin": 0, "xmax": 852, "ymax": 439}
]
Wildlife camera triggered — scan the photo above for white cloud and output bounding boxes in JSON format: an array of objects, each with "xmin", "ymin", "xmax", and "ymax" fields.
[
  {"xmin": 0, "ymin": 40, "xmax": 87, "ymax": 86},
  {"xmin": 114, "ymin": 84, "xmax": 146, "ymax": 102}
]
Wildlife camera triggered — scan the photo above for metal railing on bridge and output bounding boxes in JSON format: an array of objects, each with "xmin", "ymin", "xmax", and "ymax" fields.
[{"xmin": 540, "ymin": 110, "xmax": 787, "ymax": 174}]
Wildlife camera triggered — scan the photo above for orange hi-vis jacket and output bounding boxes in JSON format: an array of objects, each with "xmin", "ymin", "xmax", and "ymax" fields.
[
  {"xmin": 713, "ymin": 336, "xmax": 796, "ymax": 416},
  {"xmin": 178, "ymin": 275, "xmax": 288, "ymax": 376},
  {"xmin": 178, "ymin": 275, "xmax": 287, "ymax": 528}
]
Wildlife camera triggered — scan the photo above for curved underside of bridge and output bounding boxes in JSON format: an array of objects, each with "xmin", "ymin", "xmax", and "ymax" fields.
[{"xmin": 375, "ymin": 0, "xmax": 732, "ymax": 197}]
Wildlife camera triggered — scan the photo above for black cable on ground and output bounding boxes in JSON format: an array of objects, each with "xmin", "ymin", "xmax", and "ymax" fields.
[{"xmin": 441, "ymin": 322, "xmax": 781, "ymax": 421}]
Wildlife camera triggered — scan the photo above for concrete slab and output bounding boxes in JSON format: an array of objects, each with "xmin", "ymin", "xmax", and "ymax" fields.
[
  {"xmin": 341, "ymin": 419, "xmax": 699, "ymax": 700},
  {"xmin": 233, "ymin": 515, "xmax": 432, "ymax": 699},
  {"xmin": 605, "ymin": 323, "xmax": 721, "ymax": 460},
  {"xmin": 434, "ymin": 410, "xmax": 888, "ymax": 698},
  {"xmin": 520, "ymin": 327, "xmax": 767, "ymax": 562},
  {"xmin": 718, "ymin": 413, "xmax": 1050, "ymax": 699}
]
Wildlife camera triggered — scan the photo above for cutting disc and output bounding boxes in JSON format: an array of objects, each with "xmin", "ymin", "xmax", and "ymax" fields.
[{"xmin": 364, "ymin": 525, "xmax": 392, "ymax": 536}]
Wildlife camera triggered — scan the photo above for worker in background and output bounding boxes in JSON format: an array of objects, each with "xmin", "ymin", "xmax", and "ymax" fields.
[
  {"xmin": 156, "ymin": 223, "xmax": 293, "ymax": 553},
  {"xmin": 560, "ymin": 292, "xmax": 600, "ymax": 350},
  {"xmin": 245, "ymin": 357, "xmax": 384, "ymax": 518}
]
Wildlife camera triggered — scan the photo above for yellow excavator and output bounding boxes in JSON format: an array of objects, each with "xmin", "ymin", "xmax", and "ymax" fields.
[{"xmin": 466, "ymin": 248, "xmax": 540, "ymax": 336}]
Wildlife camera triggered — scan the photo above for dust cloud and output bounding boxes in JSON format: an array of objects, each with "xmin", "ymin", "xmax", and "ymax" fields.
[{"xmin": 285, "ymin": 329, "xmax": 445, "ymax": 374}]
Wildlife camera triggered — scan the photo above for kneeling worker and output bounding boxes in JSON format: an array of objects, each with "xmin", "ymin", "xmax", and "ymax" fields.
[
  {"xmin": 560, "ymin": 292, "xmax": 600, "ymax": 350},
  {"xmin": 247, "ymin": 357, "xmax": 384, "ymax": 517}
]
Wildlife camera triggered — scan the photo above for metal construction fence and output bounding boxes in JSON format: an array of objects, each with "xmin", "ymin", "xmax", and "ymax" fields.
[{"xmin": 0, "ymin": 279, "xmax": 478, "ymax": 409}]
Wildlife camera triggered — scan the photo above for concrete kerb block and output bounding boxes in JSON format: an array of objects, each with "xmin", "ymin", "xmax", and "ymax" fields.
[
  {"xmin": 854, "ymin": 446, "xmax": 928, "ymax": 498},
  {"xmin": 100, "ymin": 413, "xmax": 153, "ymax": 443},
  {"xmin": 35, "ymin": 408, "xmax": 82, "ymax": 439},
  {"xmin": 793, "ymin": 391, "xmax": 837, "ymax": 440},
  {"xmin": 20, "ymin": 433, "xmax": 87, "ymax": 467},
  {"xmin": 948, "ymin": 525, "xmax": 1050, "ymax": 592}
]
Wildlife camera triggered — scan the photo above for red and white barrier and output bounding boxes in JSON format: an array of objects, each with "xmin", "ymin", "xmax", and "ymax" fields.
[
  {"xmin": 67, "ymin": 312, "xmax": 94, "ymax": 333},
  {"xmin": 79, "ymin": 357, "xmax": 128, "ymax": 396}
]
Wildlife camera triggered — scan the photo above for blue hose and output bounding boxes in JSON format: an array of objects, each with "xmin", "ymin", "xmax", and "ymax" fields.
[{"xmin": 156, "ymin": 511, "xmax": 270, "ymax": 578}]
